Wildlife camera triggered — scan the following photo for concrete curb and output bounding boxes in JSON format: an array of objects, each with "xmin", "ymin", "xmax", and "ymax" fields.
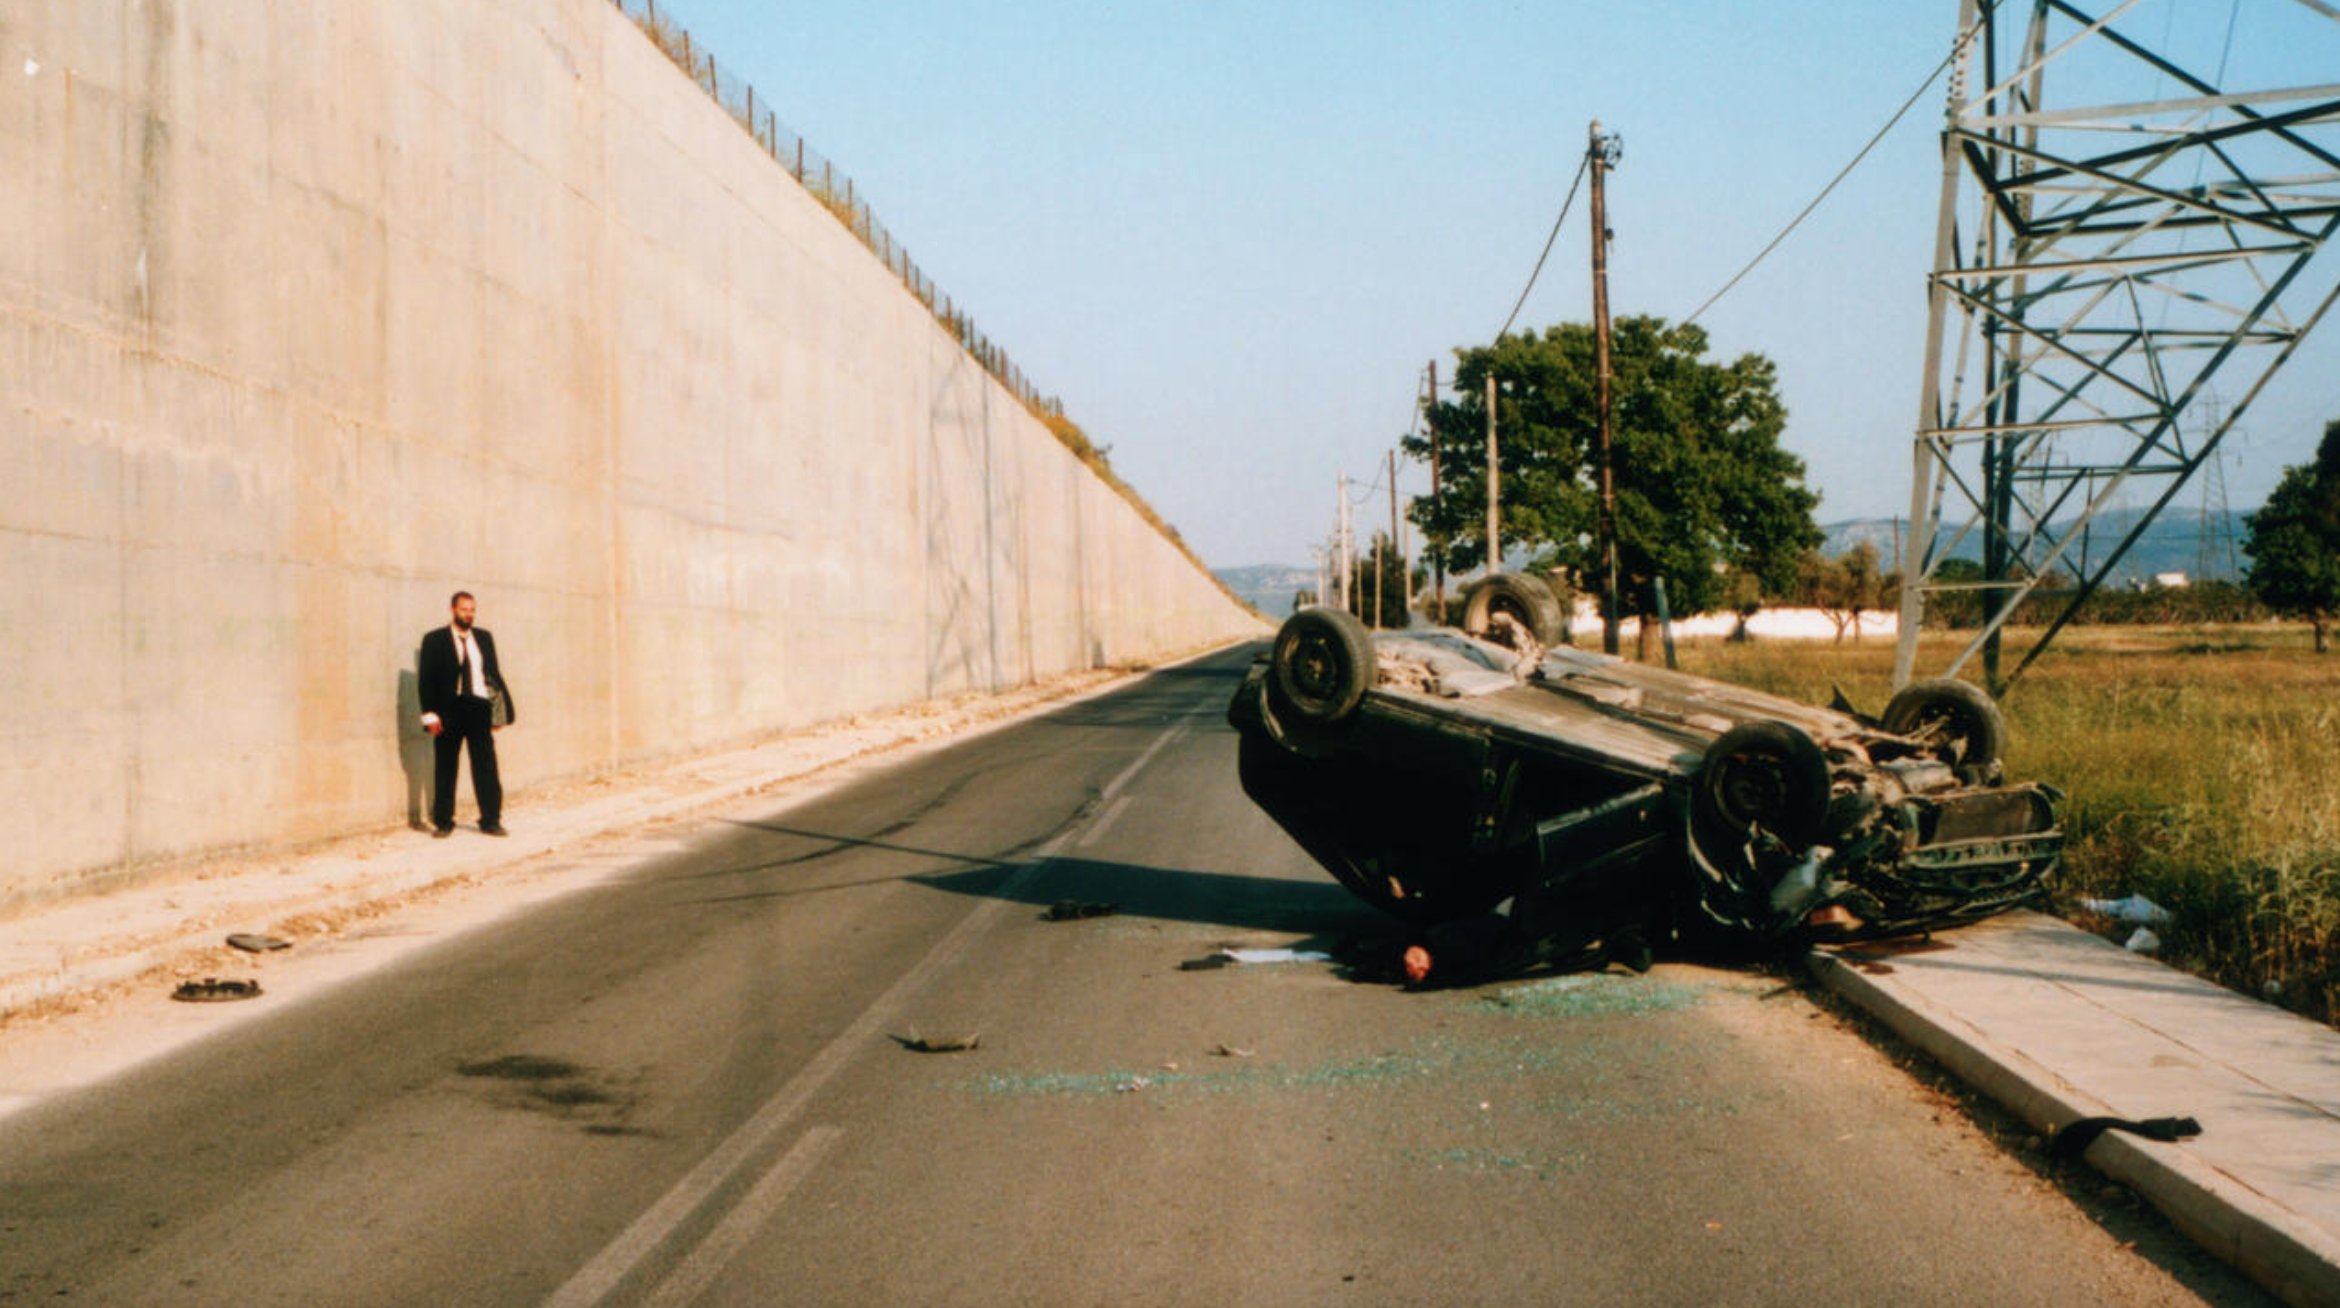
[{"xmin": 1811, "ymin": 936, "xmax": 2340, "ymax": 1308}]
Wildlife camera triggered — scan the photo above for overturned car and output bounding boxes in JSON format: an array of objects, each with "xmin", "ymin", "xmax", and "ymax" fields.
[{"xmin": 1229, "ymin": 576, "xmax": 2063, "ymax": 978}]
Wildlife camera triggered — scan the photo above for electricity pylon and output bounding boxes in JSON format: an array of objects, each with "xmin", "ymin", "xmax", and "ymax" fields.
[{"xmin": 1893, "ymin": 0, "xmax": 2340, "ymax": 694}]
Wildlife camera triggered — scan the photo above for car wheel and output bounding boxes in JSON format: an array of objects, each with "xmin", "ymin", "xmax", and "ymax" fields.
[
  {"xmin": 1462, "ymin": 573, "xmax": 1565, "ymax": 647},
  {"xmin": 1695, "ymin": 720, "xmax": 1830, "ymax": 848},
  {"xmin": 1271, "ymin": 605, "xmax": 1376, "ymax": 724},
  {"xmin": 1882, "ymin": 678, "xmax": 2006, "ymax": 774}
]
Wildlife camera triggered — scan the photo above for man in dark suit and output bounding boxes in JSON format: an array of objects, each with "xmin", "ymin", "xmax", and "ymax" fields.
[{"xmin": 418, "ymin": 590, "xmax": 516, "ymax": 837}]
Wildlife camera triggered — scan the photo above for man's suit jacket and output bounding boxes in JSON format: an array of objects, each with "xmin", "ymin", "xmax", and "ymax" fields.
[{"xmin": 418, "ymin": 626, "xmax": 516, "ymax": 724}]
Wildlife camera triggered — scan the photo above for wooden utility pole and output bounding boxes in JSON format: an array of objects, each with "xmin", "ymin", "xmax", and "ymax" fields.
[
  {"xmin": 1386, "ymin": 447, "xmax": 1400, "ymax": 627},
  {"xmin": 1590, "ymin": 120, "xmax": 1621, "ymax": 655},
  {"xmin": 1483, "ymin": 373, "xmax": 1500, "ymax": 575},
  {"xmin": 1372, "ymin": 469, "xmax": 1384, "ymax": 630},
  {"xmin": 1336, "ymin": 474, "xmax": 1351, "ymax": 612},
  {"xmin": 1427, "ymin": 360, "xmax": 1445, "ymax": 618}
]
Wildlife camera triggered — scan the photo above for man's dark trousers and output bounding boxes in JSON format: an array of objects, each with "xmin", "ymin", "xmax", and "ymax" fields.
[{"xmin": 432, "ymin": 696, "xmax": 501, "ymax": 831}]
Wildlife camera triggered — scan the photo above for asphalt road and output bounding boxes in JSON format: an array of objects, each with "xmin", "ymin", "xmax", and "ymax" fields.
[{"xmin": 0, "ymin": 650, "xmax": 2267, "ymax": 1306}]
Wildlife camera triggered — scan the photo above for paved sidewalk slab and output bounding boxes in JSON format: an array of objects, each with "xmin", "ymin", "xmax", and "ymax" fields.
[
  {"xmin": 0, "ymin": 659, "xmax": 1183, "ymax": 1022},
  {"xmin": 1814, "ymin": 911, "xmax": 2340, "ymax": 1308}
]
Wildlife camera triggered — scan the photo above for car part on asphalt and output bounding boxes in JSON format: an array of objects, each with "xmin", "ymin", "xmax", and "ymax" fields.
[
  {"xmin": 171, "ymin": 978, "xmax": 263, "ymax": 1002},
  {"xmin": 1044, "ymin": 901, "xmax": 1119, "ymax": 921},
  {"xmin": 1228, "ymin": 577, "xmax": 2065, "ymax": 982},
  {"xmin": 893, "ymin": 1032, "xmax": 980, "ymax": 1053},
  {"xmin": 2046, "ymin": 1114, "xmax": 2203, "ymax": 1160},
  {"xmin": 225, "ymin": 933, "xmax": 291, "ymax": 953}
]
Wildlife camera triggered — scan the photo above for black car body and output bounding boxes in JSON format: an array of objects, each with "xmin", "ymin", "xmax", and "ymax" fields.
[{"xmin": 1229, "ymin": 580, "xmax": 2062, "ymax": 969}]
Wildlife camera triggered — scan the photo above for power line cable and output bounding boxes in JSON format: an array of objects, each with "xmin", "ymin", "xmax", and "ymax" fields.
[
  {"xmin": 1497, "ymin": 154, "xmax": 1591, "ymax": 340},
  {"xmin": 1680, "ymin": 45, "xmax": 1958, "ymax": 330}
]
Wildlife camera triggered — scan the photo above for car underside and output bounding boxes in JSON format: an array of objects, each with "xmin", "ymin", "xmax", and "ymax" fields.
[{"xmin": 1227, "ymin": 577, "xmax": 2064, "ymax": 982}]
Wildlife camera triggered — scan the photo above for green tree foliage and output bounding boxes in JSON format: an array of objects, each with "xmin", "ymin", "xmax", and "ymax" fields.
[
  {"xmin": 1402, "ymin": 317, "xmax": 1821, "ymax": 624},
  {"xmin": 2242, "ymin": 419, "xmax": 2340, "ymax": 653},
  {"xmin": 1341, "ymin": 533, "xmax": 1415, "ymax": 629},
  {"xmin": 1797, "ymin": 542, "xmax": 1894, "ymax": 643}
]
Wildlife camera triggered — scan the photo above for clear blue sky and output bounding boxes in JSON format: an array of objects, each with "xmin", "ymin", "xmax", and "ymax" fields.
[{"xmin": 644, "ymin": 0, "xmax": 2340, "ymax": 570}]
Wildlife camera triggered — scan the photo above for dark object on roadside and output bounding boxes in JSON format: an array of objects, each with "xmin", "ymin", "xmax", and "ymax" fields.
[
  {"xmin": 1178, "ymin": 953, "xmax": 1235, "ymax": 971},
  {"xmin": 1229, "ymin": 578, "xmax": 2064, "ymax": 981},
  {"xmin": 225, "ymin": 933, "xmax": 291, "ymax": 953},
  {"xmin": 1045, "ymin": 901, "xmax": 1120, "ymax": 922},
  {"xmin": 2047, "ymin": 1114, "xmax": 2203, "ymax": 1160},
  {"xmin": 171, "ymin": 978, "xmax": 263, "ymax": 1002},
  {"xmin": 892, "ymin": 1032, "xmax": 980, "ymax": 1053}
]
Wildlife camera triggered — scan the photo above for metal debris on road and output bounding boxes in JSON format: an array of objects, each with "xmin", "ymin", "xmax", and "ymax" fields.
[
  {"xmin": 226, "ymin": 933, "xmax": 291, "ymax": 953},
  {"xmin": 171, "ymin": 977, "xmax": 262, "ymax": 1002},
  {"xmin": 1209, "ymin": 1044, "xmax": 1254, "ymax": 1058},
  {"xmin": 1181, "ymin": 946, "xmax": 1332, "ymax": 970},
  {"xmin": 1044, "ymin": 901, "xmax": 1119, "ymax": 921},
  {"xmin": 1221, "ymin": 947, "xmax": 1333, "ymax": 965},
  {"xmin": 893, "ymin": 1032, "xmax": 981, "ymax": 1053}
]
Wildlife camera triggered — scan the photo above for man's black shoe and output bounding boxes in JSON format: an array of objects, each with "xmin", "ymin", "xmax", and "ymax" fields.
[
  {"xmin": 432, "ymin": 826, "xmax": 454, "ymax": 839},
  {"xmin": 480, "ymin": 823, "xmax": 508, "ymax": 837}
]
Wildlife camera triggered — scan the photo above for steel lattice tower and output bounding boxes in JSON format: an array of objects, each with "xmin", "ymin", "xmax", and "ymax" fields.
[{"xmin": 1892, "ymin": 0, "xmax": 2340, "ymax": 693}]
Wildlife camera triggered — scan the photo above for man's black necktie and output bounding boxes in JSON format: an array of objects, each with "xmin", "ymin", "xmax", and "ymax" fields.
[{"xmin": 457, "ymin": 637, "xmax": 471, "ymax": 699}]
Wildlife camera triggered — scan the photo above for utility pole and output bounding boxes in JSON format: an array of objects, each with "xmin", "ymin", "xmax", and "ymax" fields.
[
  {"xmin": 1386, "ymin": 447, "xmax": 1400, "ymax": 627},
  {"xmin": 1427, "ymin": 360, "xmax": 1445, "ymax": 619},
  {"xmin": 1335, "ymin": 475, "xmax": 1349, "ymax": 612},
  {"xmin": 1483, "ymin": 372, "xmax": 1500, "ymax": 576},
  {"xmin": 1589, "ymin": 119, "xmax": 1622, "ymax": 656}
]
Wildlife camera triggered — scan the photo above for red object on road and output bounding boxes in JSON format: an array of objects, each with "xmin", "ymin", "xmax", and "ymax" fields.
[{"xmin": 1402, "ymin": 945, "xmax": 1432, "ymax": 984}]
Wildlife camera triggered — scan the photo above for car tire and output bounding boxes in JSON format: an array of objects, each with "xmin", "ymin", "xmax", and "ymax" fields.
[
  {"xmin": 1462, "ymin": 573, "xmax": 1565, "ymax": 647},
  {"xmin": 1882, "ymin": 678, "xmax": 2006, "ymax": 775},
  {"xmin": 1271, "ymin": 605, "xmax": 1377, "ymax": 725},
  {"xmin": 1695, "ymin": 720, "xmax": 1830, "ymax": 848}
]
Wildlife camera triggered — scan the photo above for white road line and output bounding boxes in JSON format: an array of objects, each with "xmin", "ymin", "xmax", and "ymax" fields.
[
  {"xmin": 543, "ymin": 716, "xmax": 1193, "ymax": 1308},
  {"xmin": 636, "ymin": 1126, "xmax": 844, "ymax": 1308},
  {"xmin": 1075, "ymin": 795, "xmax": 1133, "ymax": 848},
  {"xmin": 1102, "ymin": 723, "xmax": 1187, "ymax": 804}
]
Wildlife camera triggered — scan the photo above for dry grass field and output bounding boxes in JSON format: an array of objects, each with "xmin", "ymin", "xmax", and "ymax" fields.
[{"xmin": 1675, "ymin": 624, "xmax": 2340, "ymax": 1028}]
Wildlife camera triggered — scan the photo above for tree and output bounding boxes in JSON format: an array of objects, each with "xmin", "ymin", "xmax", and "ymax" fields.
[
  {"xmin": 1403, "ymin": 317, "xmax": 1820, "ymax": 654},
  {"xmin": 1342, "ymin": 533, "xmax": 1414, "ymax": 629},
  {"xmin": 1797, "ymin": 542, "xmax": 1891, "ymax": 643},
  {"xmin": 2243, "ymin": 419, "xmax": 2340, "ymax": 653}
]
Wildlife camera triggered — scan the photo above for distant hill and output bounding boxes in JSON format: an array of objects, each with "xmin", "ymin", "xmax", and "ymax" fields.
[
  {"xmin": 1214, "ymin": 563, "xmax": 1317, "ymax": 617},
  {"xmin": 1823, "ymin": 505, "xmax": 2253, "ymax": 586},
  {"xmin": 1217, "ymin": 505, "xmax": 2255, "ymax": 617}
]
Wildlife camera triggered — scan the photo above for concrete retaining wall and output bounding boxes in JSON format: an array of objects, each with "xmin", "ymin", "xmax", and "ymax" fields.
[{"xmin": 0, "ymin": 0, "xmax": 1262, "ymax": 907}]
